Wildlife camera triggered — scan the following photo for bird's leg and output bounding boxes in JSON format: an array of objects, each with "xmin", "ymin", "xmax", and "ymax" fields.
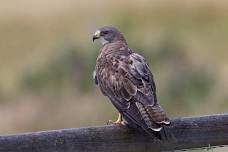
[
  {"xmin": 107, "ymin": 113, "xmax": 125, "ymax": 125},
  {"xmin": 114, "ymin": 113, "xmax": 123, "ymax": 124}
]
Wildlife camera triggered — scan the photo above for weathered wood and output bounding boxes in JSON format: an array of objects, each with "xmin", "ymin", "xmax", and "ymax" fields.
[{"xmin": 0, "ymin": 114, "xmax": 228, "ymax": 152}]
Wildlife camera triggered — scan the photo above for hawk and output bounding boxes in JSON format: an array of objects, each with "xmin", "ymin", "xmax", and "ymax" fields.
[{"xmin": 92, "ymin": 26, "xmax": 170, "ymax": 137}]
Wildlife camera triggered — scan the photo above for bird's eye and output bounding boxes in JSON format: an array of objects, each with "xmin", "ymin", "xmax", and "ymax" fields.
[{"xmin": 102, "ymin": 31, "xmax": 109, "ymax": 34}]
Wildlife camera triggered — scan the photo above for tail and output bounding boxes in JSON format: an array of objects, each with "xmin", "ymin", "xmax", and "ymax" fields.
[
  {"xmin": 136, "ymin": 102, "xmax": 170, "ymax": 132},
  {"xmin": 146, "ymin": 103, "xmax": 170, "ymax": 126}
]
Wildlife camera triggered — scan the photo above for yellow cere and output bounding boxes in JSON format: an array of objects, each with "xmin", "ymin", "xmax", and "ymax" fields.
[{"xmin": 94, "ymin": 30, "xmax": 101, "ymax": 38}]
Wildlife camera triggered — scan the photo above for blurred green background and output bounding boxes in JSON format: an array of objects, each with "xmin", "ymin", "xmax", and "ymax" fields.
[{"xmin": 0, "ymin": 0, "xmax": 228, "ymax": 151}]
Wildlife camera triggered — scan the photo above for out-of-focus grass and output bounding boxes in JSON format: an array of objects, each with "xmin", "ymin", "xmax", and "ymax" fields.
[{"xmin": 0, "ymin": 2, "xmax": 227, "ymax": 151}]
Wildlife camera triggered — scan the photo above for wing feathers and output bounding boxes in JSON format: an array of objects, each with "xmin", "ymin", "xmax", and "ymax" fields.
[
  {"xmin": 123, "ymin": 78, "xmax": 137, "ymax": 96},
  {"xmin": 96, "ymin": 44, "xmax": 170, "ymax": 136},
  {"xmin": 120, "ymin": 87, "xmax": 131, "ymax": 101}
]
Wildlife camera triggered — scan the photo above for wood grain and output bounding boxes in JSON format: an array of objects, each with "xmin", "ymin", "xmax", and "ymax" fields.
[{"xmin": 0, "ymin": 114, "xmax": 228, "ymax": 152}]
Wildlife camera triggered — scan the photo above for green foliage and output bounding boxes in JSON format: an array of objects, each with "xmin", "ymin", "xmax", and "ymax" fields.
[{"xmin": 20, "ymin": 45, "xmax": 98, "ymax": 93}]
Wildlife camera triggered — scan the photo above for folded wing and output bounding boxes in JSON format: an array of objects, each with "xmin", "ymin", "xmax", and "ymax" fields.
[{"xmin": 96, "ymin": 50, "xmax": 170, "ymax": 133}]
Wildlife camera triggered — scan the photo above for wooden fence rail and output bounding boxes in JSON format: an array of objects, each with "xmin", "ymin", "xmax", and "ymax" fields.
[{"xmin": 0, "ymin": 114, "xmax": 228, "ymax": 152}]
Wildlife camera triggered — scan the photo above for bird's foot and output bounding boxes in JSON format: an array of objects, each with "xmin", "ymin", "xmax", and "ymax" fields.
[
  {"xmin": 107, "ymin": 119, "xmax": 125, "ymax": 125},
  {"xmin": 107, "ymin": 113, "xmax": 125, "ymax": 125}
]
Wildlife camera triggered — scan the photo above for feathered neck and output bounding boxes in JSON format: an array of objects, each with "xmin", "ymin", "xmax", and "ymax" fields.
[{"xmin": 100, "ymin": 40, "xmax": 131, "ymax": 55}]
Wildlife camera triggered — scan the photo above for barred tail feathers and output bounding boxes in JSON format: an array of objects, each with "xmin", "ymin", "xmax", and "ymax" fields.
[
  {"xmin": 136, "ymin": 102, "xmax": 162, "ymax": 131},
  {"xmin": 146, "ymin": 103, "xmax": 170, "ymax": 125}
]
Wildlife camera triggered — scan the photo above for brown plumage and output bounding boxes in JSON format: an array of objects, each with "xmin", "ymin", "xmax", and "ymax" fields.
[{"xmin": 93, "ymin": 26, "xmax": 170, "ymax": 136}]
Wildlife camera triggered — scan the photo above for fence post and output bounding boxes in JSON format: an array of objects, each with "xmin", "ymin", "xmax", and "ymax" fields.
[{"xmin": 0, "ymin": 114, "xmax": 228, "ymax": 152}]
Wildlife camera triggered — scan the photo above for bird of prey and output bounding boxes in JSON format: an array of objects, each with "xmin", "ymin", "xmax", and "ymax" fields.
[{"xmin": 92, "ymin": 26, "xmax": 170, "ymax": 136}]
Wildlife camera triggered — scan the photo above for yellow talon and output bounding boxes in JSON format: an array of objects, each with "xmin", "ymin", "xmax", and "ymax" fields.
[{"xmin": 107, "ymin": 113, "xmax": 125, "ymax": 125}]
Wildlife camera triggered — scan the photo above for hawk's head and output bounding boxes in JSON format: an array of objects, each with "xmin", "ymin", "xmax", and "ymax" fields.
[{"xmin": 92, "ymin": 26, "xmax": 126, "ymax": 45}]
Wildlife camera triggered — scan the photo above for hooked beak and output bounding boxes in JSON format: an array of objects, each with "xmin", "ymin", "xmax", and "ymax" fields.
[
  {"xmin": 92, "ymin": 30, "xmax": 100, "ymax": 42},
  {"xmin": 92, "ymin": 35, "xmax": 97, "ymax": 42}
]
